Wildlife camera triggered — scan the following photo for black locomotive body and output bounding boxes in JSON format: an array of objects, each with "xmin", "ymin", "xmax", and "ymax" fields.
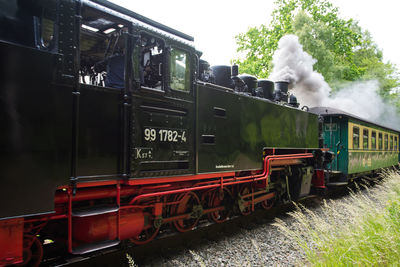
[
  {"xmin": 0, "ymin": 1, "xmax": 342, "ymax": 266},
  {"xmin": 195, "ymin": 82, "xmax": 319, "ymax": 173}
]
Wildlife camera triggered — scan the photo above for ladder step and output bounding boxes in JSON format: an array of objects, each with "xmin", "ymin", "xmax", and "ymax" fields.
[
  {"xmin": 72, "ymin": 240, "xmax": 120, "ymax": 255},
  {"xmin": 326, "ymin": 182, "xmax": 348, "ymax": 186},
  {"xmin": 72, "ymin": 206, "xmax": 119, "ymax": 217}
]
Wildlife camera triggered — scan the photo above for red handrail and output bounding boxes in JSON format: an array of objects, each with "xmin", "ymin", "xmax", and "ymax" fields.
[{"xmin": 128, "ymin": 153, "xmax": 313, "ymax": 205}]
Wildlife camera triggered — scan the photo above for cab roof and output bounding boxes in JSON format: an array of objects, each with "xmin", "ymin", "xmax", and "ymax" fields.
[{"xmin": 86, "ymin": 0, "xmax": 194, "ymax": 42}]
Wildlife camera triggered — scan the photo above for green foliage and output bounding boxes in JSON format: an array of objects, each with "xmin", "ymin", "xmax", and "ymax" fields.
[
  {"xmin": 234, "ymin": 0, "xmax": 400, "ymax": 96},
  {"xmin": 351, "ymin": 29, "xmax": 400, "ymax": 97}
]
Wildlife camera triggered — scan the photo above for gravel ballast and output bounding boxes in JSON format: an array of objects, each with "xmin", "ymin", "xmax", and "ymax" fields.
[{"xmin": 138, "ymin": 206, "xmax": 311, "ymax": 266}]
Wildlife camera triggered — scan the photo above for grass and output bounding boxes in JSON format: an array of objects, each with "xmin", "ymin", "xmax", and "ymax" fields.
[
  {"xmin": 126, "ymin": 253, "xmax": 138, "ymax": 267},
  {"xmin": 274, "ymin": 169, "xmax": 400, "ymax": 266}
]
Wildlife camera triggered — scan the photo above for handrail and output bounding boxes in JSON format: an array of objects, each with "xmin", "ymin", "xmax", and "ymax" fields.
[{"xmin": 128, "ymin": 153, "xmax": 314, "ymax": 205}]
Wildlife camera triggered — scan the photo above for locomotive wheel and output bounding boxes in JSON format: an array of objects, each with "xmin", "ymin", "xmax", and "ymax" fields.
[
  {"xmin": 16, "ymin": 235, "xmax": 43, "ymax": 267},
  {"xmin": 208, "ymin": 188, "xmax": 232, "ymax": 223},
  {"xmin": 239, "ymin": 185, "xmax": 252, "ymax": 216},
  {"xmin": 172, "ymin": 192, "xmax": 201, "ymax": 232},
  {"xmin": 130, "ymin": 222, "xmax": 160, "ymax": 245},
  {"xmin": 130, "ymin": 196, "xmax": 165, "ymax": 245},
  {"xmin": 261, "ymin": 196, "xmax": 275, "ymax": 210}
]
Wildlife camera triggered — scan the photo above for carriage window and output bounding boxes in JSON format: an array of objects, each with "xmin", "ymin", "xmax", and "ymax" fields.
[
  {"xmin": 390, "ymin": 135, "xmax": 394, "ymax": 150},
  {"xmin": 384, "ymin": 134, "xmax": 388, "ymax": 150},
  {"xmin": 363, "ymin": 129, "xmax": 369, "ymax": 150},
  {"xmin": 353, "ymin": 127, "xmax": 359, "ymax": 149},
  {"xmin": 371, "ymin": 131, "xmax": 376, "ymax": 150},
  {"xmin": 169, "ymin": 48, "xmax": 191, "ymax": 92},
  {"xmin": 395, "ymin": 136, "xmax": 398, "ymax": 151},
  {"xmin": 378, "ymin": 133, "xmax": 383, "ymax": 150}
]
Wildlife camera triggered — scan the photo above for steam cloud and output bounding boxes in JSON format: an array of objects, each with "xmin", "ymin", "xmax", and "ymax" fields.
[{"xmin": 269, "ymin": 34, "xmax": 400, "ymax": 130}]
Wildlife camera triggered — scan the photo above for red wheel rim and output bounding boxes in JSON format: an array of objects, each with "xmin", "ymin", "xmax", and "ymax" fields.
[
  {"xmin": 173, "ymin": 192, "xmax": 201, "ymax": 232},
  {"xmin": 129, "ymin": 197, "xmax": 163, "ymax": 245},
  {"xmin": 239, "ymin": 186, "xmax": 252, "ymax": 216},
  {"xmin": 261, "ymin": 195, "xmax": 275, "ymax": 210},
  {"xmin": 130, "ymin": 223, "xmax": 159, "ymax": 245},
  {"xmin": 17, "ymin": 235, "xmax": 43, "ymax": 267},
  {"xmin": 208, "ymin": 189, "xmax": 232, "ymax": 223}
]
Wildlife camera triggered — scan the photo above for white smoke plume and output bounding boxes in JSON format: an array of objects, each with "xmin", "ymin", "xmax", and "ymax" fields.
[{"xmin": 269, "ymin": 34, "xmax": 400, "ymax": 130}]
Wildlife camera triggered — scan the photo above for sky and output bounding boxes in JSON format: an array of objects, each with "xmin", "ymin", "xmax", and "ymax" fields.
[{"xmin": 108, "ymin": 0, "xmax": 400, "ymax": 69}]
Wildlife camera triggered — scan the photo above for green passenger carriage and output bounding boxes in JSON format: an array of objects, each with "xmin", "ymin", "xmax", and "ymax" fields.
[{"xmin": 311, "ymin": 107, "xmax": 399, "ymax": 184}]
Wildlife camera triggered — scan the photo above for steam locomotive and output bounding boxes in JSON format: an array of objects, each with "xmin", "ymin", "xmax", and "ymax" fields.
[{"xmin": 0, "ymin": 0, "xmax": 398, "ymax": 266}]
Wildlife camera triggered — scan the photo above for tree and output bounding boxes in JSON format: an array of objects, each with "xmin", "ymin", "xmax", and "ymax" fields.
[
  {"xmin": 350, "ymin": 28, "xmax": 399, "ymax": 97},
  {"xmin": 234, "ymin": 0, "xmax": 399, "ymax": 95}
]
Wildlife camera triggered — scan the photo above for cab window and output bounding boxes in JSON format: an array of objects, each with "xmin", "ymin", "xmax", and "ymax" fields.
[
  {"xmin": 353, "ymin": 127, "xmax": 359, "ymax": 149},
  {"xmin": 1, "ymin": 1, "xmax": 57, "ymax": 50},
  {"xmin": 40, "ymin": 16, "xmax": 55, "ymax": 50},
  {"xmin": 363, "ymin": 129, "xmax": 369, "ymax": 150},
  {"xmin": 140, "ymin": 34, "xmax": 164, "ymax": 89},
  {"xmin": 79, "ymin": 6, "xmax": 128, "ymax": 88},
  {"xmin": 169, "ymin": 48, "xmax": 191, "ymax": 92},
  {"xmin": 395, "ymin": 136, "xmax": 398, "ymax": 151},
  {"xmin": 371, "ymin": 131, "xmax": 376, "ymax": 150}
]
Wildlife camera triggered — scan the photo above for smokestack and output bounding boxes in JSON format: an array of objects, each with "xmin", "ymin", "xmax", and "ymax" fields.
[
  {"xmin": 274, "ymin": 81, "xmax": 289, "ymax": 102},
  {"xmin": 257, "ymin": 79, "xmax": 274, "ymax": 100},
  {"xmin": 238, "ymin": 74, "xmax": 258, "ymax": 95}
]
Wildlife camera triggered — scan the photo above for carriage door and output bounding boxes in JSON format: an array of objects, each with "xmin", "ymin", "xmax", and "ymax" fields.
[{"xmin": 130, "ymin": 33, "xmax": 195, "ymax": 178}]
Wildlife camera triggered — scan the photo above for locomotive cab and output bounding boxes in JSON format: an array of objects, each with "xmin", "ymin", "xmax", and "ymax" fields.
[{"xmin": 76, "ymin": 1, "xmax": 198, "ymax": 180}]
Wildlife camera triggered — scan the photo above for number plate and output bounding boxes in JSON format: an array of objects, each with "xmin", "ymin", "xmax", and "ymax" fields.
[{"xmin": 143, "ymin": 127, "xmax": 187, "ymax": 143}]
